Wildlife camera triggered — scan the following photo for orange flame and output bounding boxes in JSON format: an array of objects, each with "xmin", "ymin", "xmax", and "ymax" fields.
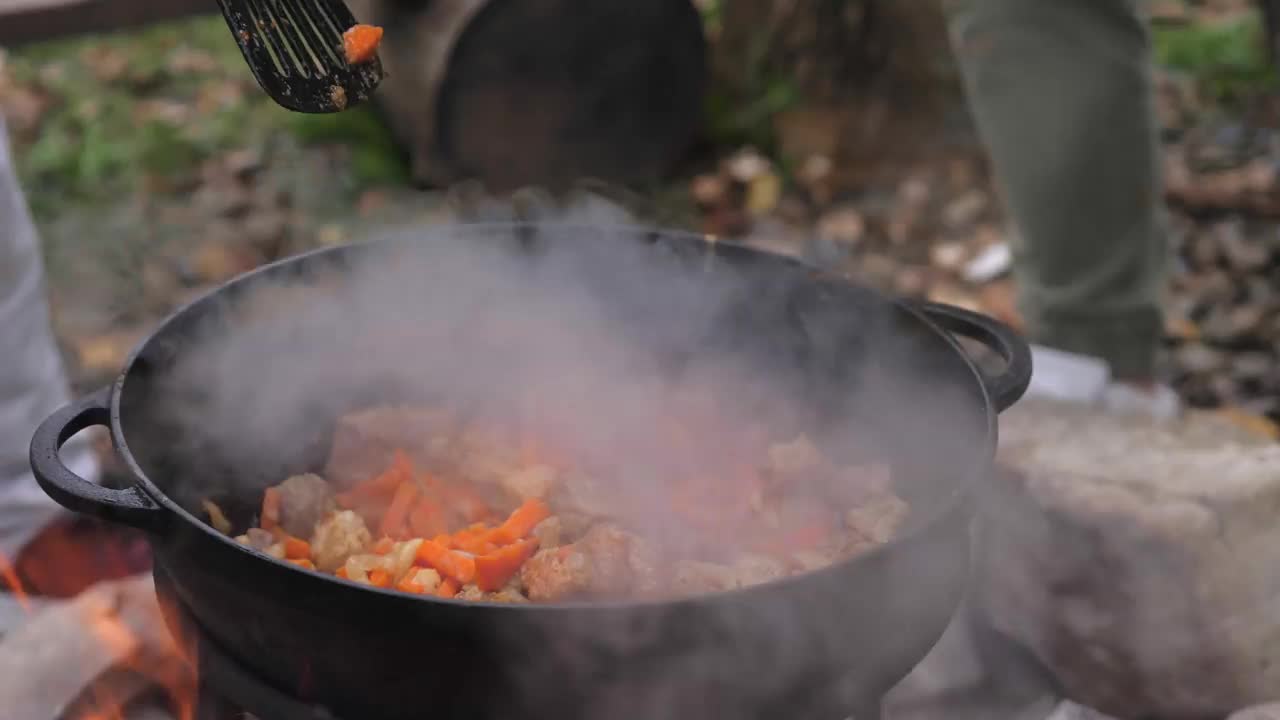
[{"xmin": 0, "ymin": 547, "xmax": 198, "ymax": 720}]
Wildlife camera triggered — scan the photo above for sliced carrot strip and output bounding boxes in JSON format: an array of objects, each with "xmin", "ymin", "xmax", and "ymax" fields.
[
  {"xmin": 335, "ymin": 566, "xmax": 349, "ymax": 579},
  {"xmin": 492, "ymin": 498, "xmax": 551, "ymax": 545},
  {"xmin": 379, "ymin": 480, "xmax": 419, "ymax": 539},
  {"xmin": 342, "ymin": 24, "xmax": 383, "ymax": 65},
  {"xmin": 367, "ymin": 568, "xmax": 392, "ymax": 588},
  {"xmin": 283, "ymin": 536, "xmax": 311, "ymax": 560},
  {"xmin": 474, "ymin": 538, "xmax": 539, "ymax": 592},
  {"xmin": 437, "ymin": 577, "xmax": 459, "ymax": 598},
  {"xmin": 414, "ymin": 539, "xmax": 476, "ymax": 584},
  {"xmin": 337, "ymin": 450, "xmax": 414, "ymax": 505},
  {"xmin": 260, "ymin": 487, "xmax": 282, "ymax": 532},
  {"xmin": 408, "ymin": 497, "xmax": 448, "ymax": 539},
  {"xmin": 290, "ymin": 558, "xmax": 316, "ymax": 571}
]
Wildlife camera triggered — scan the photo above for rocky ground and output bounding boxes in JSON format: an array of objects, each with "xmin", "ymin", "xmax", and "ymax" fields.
[{"xmin": 0, "ymin": 5, "xmax": 1278, "ymax": 438}]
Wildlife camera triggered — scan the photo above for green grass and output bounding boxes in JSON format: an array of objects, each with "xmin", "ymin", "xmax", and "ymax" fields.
[
  {"xmin": 1153, "ymin": 9, "xmax": 1276, "ymax": 103},
  {"xmin": 5, "ymin": 14, "xmax": 406, "ymax": 220}
]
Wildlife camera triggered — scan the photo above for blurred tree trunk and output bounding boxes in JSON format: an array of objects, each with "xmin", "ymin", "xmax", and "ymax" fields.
[{"xmin": 709, "ymin": 0, "xmax": 963, "ymax": 190}]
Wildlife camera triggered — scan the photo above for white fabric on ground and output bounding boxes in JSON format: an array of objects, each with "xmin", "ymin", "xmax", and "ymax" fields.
[
  {"xmin": 1024, "ymin": 343, "xmax": 1181, "ymax": 421},
  {"xmin": 0, "ymin": 115, "xmax": 98, "ymax": 559}
]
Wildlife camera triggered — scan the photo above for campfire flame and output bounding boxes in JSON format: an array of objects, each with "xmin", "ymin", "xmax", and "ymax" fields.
[{"xmin": 0, "ymin": 546, "xmax": 198, "ymax": 720}]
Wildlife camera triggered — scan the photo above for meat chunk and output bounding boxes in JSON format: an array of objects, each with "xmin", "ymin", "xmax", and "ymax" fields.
[
  {"xmin": 844, "ymin": 494, "xmax": 909, "ymax": 543},
  {"xmin": 827, "ymin": 463, "xmax": 894, "ymax": 506},
  {"xmin": 627, "ymin": 535, "xmax": 663, "ymax": 596},
  {"xmin": 730, "ymin": 554, "xmax": 786, "ymax": 588},
  {"xmin": 236, "ymin": 527, "xmax": 276, "ymax": 552},
  {"xmin": 671, "ymin": 560, "xmax": 738, "ymax": 596},
  {"xmin": 767, "ymin": 435, "xmax": 824, "ymax": 477},
  {"xmin": 274, "ymin": 473, "xmax": 335, "ymax": 538},
  {"xmin": 310, "ymin": 510, "xmax": 372, "ymax": 572},
  {"xmin": 501, "ymin": 465, "xmax": 557, "ymax": 502},
  {"xmin": 520, "ymin": 546, "xmax": 592, "ymax": 601},
  {"xmin": 554, "ymin": 471, "xmax": 614, "ymax": 517},
  {"xmin": 579, "ymin": 524, "xmax": 633, "ymax": 595},
  {"xmin": 457, "ymin": 584, "xmax": 529, "ymax": 603},
  {"xmin": 531, "ymin": 516, "xmax": 563, "ymax": 548}
]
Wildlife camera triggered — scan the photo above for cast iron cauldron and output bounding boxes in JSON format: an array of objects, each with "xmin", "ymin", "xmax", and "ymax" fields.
[{"xmin": 32, "ymin": 223, "xmax": 1031, "ymax": 720}]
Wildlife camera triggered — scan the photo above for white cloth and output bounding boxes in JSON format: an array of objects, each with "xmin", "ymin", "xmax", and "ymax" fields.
[{"xmin": 0, "ymin": 115, "xmax": 98, "ymax": 559}]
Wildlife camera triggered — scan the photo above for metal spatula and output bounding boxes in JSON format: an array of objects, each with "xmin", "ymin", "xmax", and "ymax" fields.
[{"xmin": 216, "ymin": 0, "xmax": 384, "ymax": 113}]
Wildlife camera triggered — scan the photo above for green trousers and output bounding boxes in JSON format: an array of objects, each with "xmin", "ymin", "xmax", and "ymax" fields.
[{"xmin": 944, "ymin": 0, "xmax": 1168, "ymax": 379}]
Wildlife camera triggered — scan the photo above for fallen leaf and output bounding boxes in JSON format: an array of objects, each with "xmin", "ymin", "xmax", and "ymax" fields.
[
  {"xmin": 746, "ymin": 172, "xmax": 782, "ymax": 216},
  {"xmin": 1215, "ymin": 408, "xmax": 1280, "ymax": 442}
]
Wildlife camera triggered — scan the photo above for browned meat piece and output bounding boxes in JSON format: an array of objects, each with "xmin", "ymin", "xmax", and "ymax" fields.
[
  {"xmin": 531, "ymin": 516, "xmax": 563, "ymax": 548},
  {"xmin": 500, "ymin": 465, "xmax": 557, "ymax": 502},
  {"xmin": 579, "ymin": 524, "xmax": 632, "ymax": 595},
  {"xmin": 236, "ymin": 527, "xmax": 276, "ymax": 551},
  {"xmin": 457, "ymin": 584, "xmax": 530, "ymax": 603},
  {"xmin": 627, "ymin": 535, "xmax": 663, "ymax": 596},
  {"xmin": 323, "ymin": 406, "xmax": 455, "ymax": 486},
  {"xmin": 844, "ymin": 494, "xmax": 909, "ymax": 544},
  {"xmin": 730, "ymin": 554, "xmax": 786, "ymax": 588},
  {"xmin": 553, "ymin": 471, "xmax": 614, "ymax": 517},
  {"xmin": 310, "ymin": 510, "xmax": 373, "ymax": 572},
  {"xmin": 789, "ymin": 550, "xmax": 832, "ymax": 575},
  {"xmin": 826, "ymin": 463, "xmax": 894, "ymax": 507},
  {"xmin": 555, "ymin": 511, "xmax": 596, "ymax": 543},
  {"xmin": 520, "ymin": 546, "xmax": 592, "ymax": 601},
  {"xmin": 487, "ymin": 588, "xmax": 530, "ymax": 603},
  {"xmin": 766, "ymin": 435, "xmax": 825, "ymax": 477},
  {"xmin": 274, "ymin": 473, "xmax": 336, "ymax": 538},
  {"xmin": 671, "ymin": 560, "xmax": 738, "ymax": 596}
]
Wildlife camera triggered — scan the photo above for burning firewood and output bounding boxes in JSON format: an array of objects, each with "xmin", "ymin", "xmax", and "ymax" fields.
[{"xmin": 0, "ymin": 575, "xmax": 193, "ymax": 720}]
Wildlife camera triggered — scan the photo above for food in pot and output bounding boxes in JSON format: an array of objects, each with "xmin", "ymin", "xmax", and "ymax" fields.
[{"xmin": 215, "ymin": 405, "xmax": 909, "ymax": 602}]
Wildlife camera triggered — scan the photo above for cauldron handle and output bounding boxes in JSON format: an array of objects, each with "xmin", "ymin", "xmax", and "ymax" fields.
[
  {"xmin": 914, "ymin": 302, "xmax": 1032, "ymax": 413},
  {"xmin": 29, "ymin": 386, "xmax": 167, "ymax": 533}
]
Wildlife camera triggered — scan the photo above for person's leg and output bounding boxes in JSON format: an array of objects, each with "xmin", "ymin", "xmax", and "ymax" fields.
[
  {"xmin": 0, "ymin": 117, "xmax": 154, "ymax": 599},
  {"xmin": 0, "ymin": 115, "xmax": 96, "ymax": 563},
  {"xmin": 944, "ymin": 0, "xmax": 1168, "ymax": 383}
]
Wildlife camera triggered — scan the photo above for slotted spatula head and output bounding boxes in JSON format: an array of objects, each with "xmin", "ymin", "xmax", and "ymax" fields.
[{"xmin": 216, "ymin": 0, "xmax": 384, "ymax": 113}]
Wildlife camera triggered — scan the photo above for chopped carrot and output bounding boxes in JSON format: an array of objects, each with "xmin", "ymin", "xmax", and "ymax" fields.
[
  {"xmin": 367, "ymin": 568, "xmax": 392, "ymax": 588},
  {"xmin": 379, "ymin": 480, "xmax": 419, "ymax": 539},
  {"xmin": 474, "ymin": 538, "xmax": 539, "ymax": 592},
  {"xmin": 396, "ymin": 578, "xmax": 426, "ymax": 594},
  {"xmin": 454, "ymin": 537, "xmax": 499, "ymax": 556},
  {"xmin": 260, "ymin": 487, "xmax": 282, "ymax": 531},
  {"xmin": 437, "ymin": 577, "xmax": 459, "ymax": 598},
  {"xmin": 492, "ymin": 498, "xmax": 551, "ymax": 545},
  {"xmin": 335, "ymin": 566, "xmax": 349, "ymax": 579},
  {"xmin": 414, "ymin": 539, "xmax": 476, "ymax": 584},
  {"xmin": 290, "ymin": 558, "xmax": 316, "ymax": 571},
  {"xmin": 342, "ymin": 24, "xmax": 383, "ymax": 65},
  {"xmin": 431, "ymin": 533, "xmax": 455, "ymax": 548},
  {"xmin": 283, "ymin": 536, "xmax": 311, "ymax": 560},
  {"xmin": 373, "ymin": 537, "xmax": 395, "ymax": 555},
  {"xmin": 337, "ymin": 450, "xmax": 414, "ymax": 506},
  {"xmin": 408, "ymin": 497, "xmax": 447, "ymax": 539}
]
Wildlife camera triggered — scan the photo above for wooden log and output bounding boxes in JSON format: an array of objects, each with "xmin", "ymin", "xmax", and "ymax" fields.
[
  {"xmin": 0, "ymin": 575, "xmax": 185, "ymax": 720},
  {"xmin": 0, "ymin": 0, "xmax": 210, "ymax": 48},
  {"xmin": 345, "ymin": 0, "xmax": 708, "ymax": 192}
]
